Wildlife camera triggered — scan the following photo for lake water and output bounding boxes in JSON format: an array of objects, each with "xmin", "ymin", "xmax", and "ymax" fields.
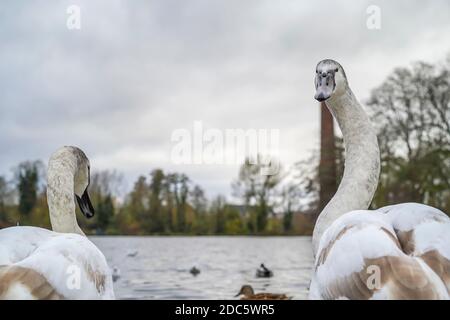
[{"xmin": 91, "ymin": 236, "xmax": 313, "ymax": 300}]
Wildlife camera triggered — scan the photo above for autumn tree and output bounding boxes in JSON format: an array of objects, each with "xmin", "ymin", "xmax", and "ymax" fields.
[
  {"xmin": 112, "ymin": 175, "xmax": 147, "ymax": 234},
  {"xmin": 211, "ymin": 195, "xmax": 226, "ymax": 234},
  {"xmin": 171, "ymin": 173, "xmax": 190, "ymax": 233},
  {"xmin": 162, "ymin": 173, "xmax": 176, "ymax": 232},
  {"xmin": 96, "ymin": 194, "xmax": 115, "ymax": 232},
  {"xmin": 148, "ymin": 169, "xmax": 165, "ymax": 233},
  {"xmin": 232, "ymin": 155, "xmax": 282, "ymax": 233},
  {"xmin": 278, "ymin": 184, "xmax": 302, "ymax": 232},
  {"xmin": 0, "ymin": 176, "xmax": 10, "ymax": 224},
  {"xmin": 190, "ymin": 185, "xmax": 208, "ymax": 234},
  {"xmin": 79, "ymin": 170, "xmax": 123, "ymax": 233}
]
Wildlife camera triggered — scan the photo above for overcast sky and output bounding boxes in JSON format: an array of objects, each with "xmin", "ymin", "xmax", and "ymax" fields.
[{"xmin": 0, "ymin": 0, "xmax": 449, "ymax": 200}]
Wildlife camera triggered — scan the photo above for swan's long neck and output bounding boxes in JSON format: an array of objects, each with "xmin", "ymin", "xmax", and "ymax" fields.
[
  {"xmin": 312, "ymin": 88, "xmax": 380, "ymax": 256},
  {"xmin": 47, "ymin": 153, "xmax": 85, "ymax": 236}
]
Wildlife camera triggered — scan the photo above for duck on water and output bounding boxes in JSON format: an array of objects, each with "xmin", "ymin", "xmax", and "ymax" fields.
[
  {"xmin": 235, "ymin": 285, "xmax": 290, "ymax": 300},
  {"xmin": 256, "ymin": 264, "xmax": 273, "ymax": 278}
]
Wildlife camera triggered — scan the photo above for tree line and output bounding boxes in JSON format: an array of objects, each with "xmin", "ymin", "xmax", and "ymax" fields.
[{"xmin": 0, "ymin": 161, "xmax": 293, "ymax": 235}]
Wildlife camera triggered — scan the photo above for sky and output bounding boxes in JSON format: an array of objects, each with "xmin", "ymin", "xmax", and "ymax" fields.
[{"xmin": 0, "ymin": 0, "xmax": 449, "ymax": 200}]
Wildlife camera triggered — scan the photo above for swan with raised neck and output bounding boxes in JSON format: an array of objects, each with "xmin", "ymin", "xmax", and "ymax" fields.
[
  {"xmin": 308, "ymin": 60, "xmax": 449, "ymax": 300},
  {"xmin": 47, "ymin": 146, "xmax": 94, "ymax": 235},
  {"xmin": 311, "ymin": 59, "xmax": 380, "ymax": 256}
]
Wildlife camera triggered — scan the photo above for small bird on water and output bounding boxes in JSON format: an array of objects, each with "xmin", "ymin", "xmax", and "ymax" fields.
[
  {"xmin": 235, "ymin": 285, "xmax": 291, "ymax": 300},
  {"xmin": 112, "ymin": 266, "xmax": 121, "ymax": 282},
  {"xmin": 256, "ymin": 263, "xmax": 273, "ymax": 278},
  {"xmin": 190, "ymin": 266, "xmax": 200, "ymax": 276},
  {"xmin": 127, "ymin": 250, "xmax": 138, "ymax": 257}
]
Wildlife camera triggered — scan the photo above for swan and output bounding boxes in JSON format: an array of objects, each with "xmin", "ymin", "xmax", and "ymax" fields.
[
  {"xmin": 126, "ymin": 250, "xmax": 138, "ymax": 258},
  {"xmin": 309, "ymin": 59, "xmax": 450, "ymax": 300},
  {"xmin": 0, "ymin": 146, "xmax": 115, "ymax": 299},
  {"xmin": 112, "ymin": 266, "xmax": 121, "ymax": 282}
]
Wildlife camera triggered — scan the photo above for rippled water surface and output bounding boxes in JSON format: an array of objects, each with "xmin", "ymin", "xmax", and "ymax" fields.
[{"xmin": 91, "ymin": 236, "xmax": 313, "ymax": 300}]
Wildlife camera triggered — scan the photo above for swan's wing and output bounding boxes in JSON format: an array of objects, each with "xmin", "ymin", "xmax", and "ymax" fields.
[
  {"xmin": 380, "ymin": 203, "xmax": 450, "ymax": 293},
  {"xmin": 311, "ymin": 209, "xmax": 449, "ymax": 300},
  {"xmin": 0, "ymin": 227, "xmax": 114, "ymax": 300},
  {"xmin": 0, "ymin": 226, "xmax": 53, "ymax": 265},
  {"xmin": 0, "ymin": 265, "xmax": 63, "ymax": 299}
]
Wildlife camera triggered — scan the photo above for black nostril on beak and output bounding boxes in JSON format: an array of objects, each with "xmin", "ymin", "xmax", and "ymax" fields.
[{"xmin": 316, "ymin": 93, "xmax": 326, "ymax": 101}]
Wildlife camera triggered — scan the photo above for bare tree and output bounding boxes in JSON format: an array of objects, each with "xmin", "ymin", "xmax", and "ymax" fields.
[
  {"xmin": 368, "ymin": 57, "xmax": 450, "ymax": 211},
  {"xmin": 90, "ymin": 170, "xmax": 125, "ymax": 199},
  {"xmin": 232, "ymin": 155, "xmax": 282, "ymax": 233}
]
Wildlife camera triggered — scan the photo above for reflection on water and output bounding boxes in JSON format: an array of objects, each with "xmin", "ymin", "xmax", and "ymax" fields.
[{"xmin": 91, "ymin": 236, "xmax": 313, "ymax": 300}]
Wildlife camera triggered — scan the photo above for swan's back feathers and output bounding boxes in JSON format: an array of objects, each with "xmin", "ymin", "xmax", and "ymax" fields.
[
  {"xmin": 0, "ymin": 265, "xmax": 63, "ymax": 300},
  {"xmin": 380, "ymin": 203, "xmax": 450, "ymax": 258},
  {"xmin": 0, "ymin": 226, "xmax": 114, "ymax": 300},
  {"xmin": 311, "ymin": 203, "xmax": 450, "ymax": 299},
  {"xmin": 383, "ymin": 203, "xmax": 450, "ymax": 293}
]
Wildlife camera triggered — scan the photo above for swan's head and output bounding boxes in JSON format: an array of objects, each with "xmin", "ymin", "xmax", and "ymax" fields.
[
  {"xmin": 50, "ymin": 146, "xmax": 95, "ymax": 219},
  {"xmin": 72, "ymin": 147, "xmax": 95, "ymax": 219},
  {"xmin": 314, "ymin": 59, "xmax": 348, "ymax": 102}
]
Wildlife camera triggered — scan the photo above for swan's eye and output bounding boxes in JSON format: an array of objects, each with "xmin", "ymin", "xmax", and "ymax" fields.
[{"xmin": 335, "ymin": 68, "xmax": 338, "ymax": 72}]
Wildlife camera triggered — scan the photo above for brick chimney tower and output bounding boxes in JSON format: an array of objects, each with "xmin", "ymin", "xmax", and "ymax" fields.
[{"xmin": 318, "ymin": 102, "xmax": 337, "ymax": 215}]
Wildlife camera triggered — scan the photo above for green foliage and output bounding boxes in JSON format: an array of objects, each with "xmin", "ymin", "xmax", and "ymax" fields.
[
  {"xmin": 224, "ymin": 208, "xmax": 245, "ymax": 235},
  {"xmin": 15, "ymin": 161, "xmax": 43, "ymax": 217},
  {"xmin": 148, "ymin": 169, "xmax": 165, "ymax": 233},
  {"xmin": 0, "ymin": 176, "xmax": 9, "ymax": 223},
  {"xmin": 190, "ymin": 185, "xmax": 209, "ymax": 234},
  {"xmin": 211, "ymin": 195, "xmax": 226, "ymax": 234},
  {"xmin": 97, "ymin": 194, "xmax": 114, "ymax": 231}
]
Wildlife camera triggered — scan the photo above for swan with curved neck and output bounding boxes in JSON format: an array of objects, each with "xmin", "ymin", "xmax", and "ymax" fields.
[
  {"xmin": 309, "ymin": 60, "xmax": 450, "ymax": 300},
  {"xmin": 47, "ymin": 146, "xmax": 94, "ymax": 235},
  {"xmin": 0, "ymin": 146, "xmax": 114, "ymax": 299}
]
